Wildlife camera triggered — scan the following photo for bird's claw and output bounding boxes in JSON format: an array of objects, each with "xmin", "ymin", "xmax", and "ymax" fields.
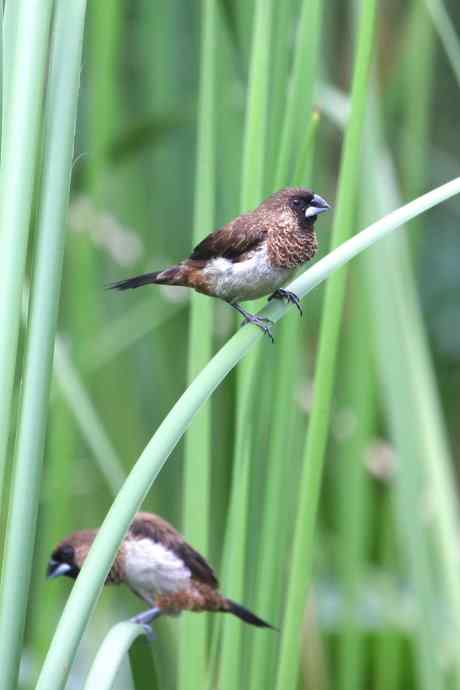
[
  {"xmin": 129, "ymin": 616, "xmax": 156, "ymax": 641},
  {"xmin": 240, "ymin": 315, "xmax": 275, "ymax": 343},
  {"xmin": 141, "ymin": 624, "xmax": 156, "ymax": 641},
  {"xmin": 268, "ymin": 289, "xmax": 303, "ymax": 316},
  {"xmin": 129, "ymin": 607, "xmax": 160, "ymax": 640}
]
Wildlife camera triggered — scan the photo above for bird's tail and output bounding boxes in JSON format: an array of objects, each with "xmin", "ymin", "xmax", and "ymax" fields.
[
  {"xmin": 223, "ymin": 599, "xmax": 274, "ymax": 629},
  {"xmin": 108, "ymin": 266, "xmax": 183, "ymax": 291}
]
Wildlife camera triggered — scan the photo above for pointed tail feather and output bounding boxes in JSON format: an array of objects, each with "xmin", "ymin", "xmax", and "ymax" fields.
[
  {"xmin": 108, "ymin": 271, "xmax": 161, "ymax": 291},
  {"xmin": 224, "ymin": 599, "xmax": 274, "ymax": 629},
  {"xmin": 108, "ymin": 266, "xmax": 185, "ymax": 291}
]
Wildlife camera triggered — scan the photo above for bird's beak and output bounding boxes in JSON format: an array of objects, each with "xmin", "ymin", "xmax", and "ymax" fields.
[
  {"xmin": 47, "ymin": 560, "xmax": 72, "ymax": 579},
  {"xmin": 305, "ymin": 193, "xmax": 331, "ymax": 218}
]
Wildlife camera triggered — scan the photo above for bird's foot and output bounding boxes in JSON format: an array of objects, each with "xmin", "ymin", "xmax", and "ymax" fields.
[
  {"xmin": 129, "ymin": 607, "xmax": 161, "ymax": 640},
  {"xmin": 240, "ymin": 314, "xmax": 275, "ymax": 343},
  {"xmin": 229, "ymin": 302, "xmax": 275, "ymax": 342},
  {"xmin": 268, "ymin": 289, "xmax": 303, "ymax": 316}
]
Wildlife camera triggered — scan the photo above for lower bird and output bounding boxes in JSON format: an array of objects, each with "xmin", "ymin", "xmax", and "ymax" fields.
[
  {"xmin": 47, "ymin": 511, "xmax": 273, "ymax": 633},
  {"xmin": 109, "ymin": 187, "xmax": 330, "ymax": 341}
]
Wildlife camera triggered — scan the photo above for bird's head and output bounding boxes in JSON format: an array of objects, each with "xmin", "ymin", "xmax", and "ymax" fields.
[
  {"xmin": 47, "ymin": 530, "xmax": 96, "ymax": 581},
  {"xmin": 262, "ymin": 187, "xmax": 331, "ymax": 229}
]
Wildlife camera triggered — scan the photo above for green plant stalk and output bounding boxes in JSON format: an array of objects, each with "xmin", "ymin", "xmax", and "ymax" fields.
[
  {"xmin": 320, "ymin": 78, "xmax": 452, "ymax": 688},
  {"xmin": 265, "ymin": 0, "xmax": 294, "ymax": 183},
  {"xmin": 83, "ymin": 622, "xmax": 147, "ymax": 690},
  {"xmin": 28, "ymin": 401, "xmax": 76, "ymax": 667},
  {"xmin": 0, "ymin": 0, "xmax": 54, "ymax": 519},
  {"xmin": 424, "ymin": 0, "xmax": 460, "ymax": 86},
  {"xmin": 293, "ymin": 110, "xmax": 320, "ymax": 184},
  {"xmin": 0, "ymin": 2, "xmax": 87, "ymax": 688},
  {"xmin": 1, "ymin": 0, "xmax": 20, "ymax": 137},
  {"xmin": 361, "ymin": 103, "xmax": 453, "ymax": 687},
  {"xmin": 248, "ymin": 112, "xmax": 320, "ymax": 690},
  {"xmin": 275, "ymin": 0, "xmax": 323, "ymax": 186},
  {"xmin": 336, "ymin": 271, "xmax": 374, "ymax": 690},
  {"xmin": 219, "ymin": 0, "xmax": 273, "ymax": 686},
  {"xmin": 53, "ymin": 339, "xmax": 125, "ymax": 494},
  {"xmin": 275, "ymin": 0, "xmax": 377, "ymax": 687},
  {"xmin": 84, "ymin": 296, "xmax": 186, "ymax": 373},
  {"xmin": 401, "ymin": 1, "xmax": 434, "ymax": 200},
  {"xmin": 35, "ymin": 177, "xmax": 460, "ymax": 690},
  {"xmin": 366, "ymin": 237, "xmax": 444, "ymax": 690},
  {"xmin": 179, "ymin": 0, "xmax": 216, "ymax": 687},
  {"xmin": 129, "ymin": 636, "xmax": 160, "ymax": 690},
  {"xmin": 375, "ymin": 496, "xmax": 404, "ymax": 690}
]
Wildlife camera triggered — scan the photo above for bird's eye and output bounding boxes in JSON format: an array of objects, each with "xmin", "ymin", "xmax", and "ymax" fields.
[
  {"xmin": 59, "ymin": 545, "xmax": 74, "ymax": 562},
  {"xmin": 292, "ymin": 198, "xmax": 302, "ymax": 207}
]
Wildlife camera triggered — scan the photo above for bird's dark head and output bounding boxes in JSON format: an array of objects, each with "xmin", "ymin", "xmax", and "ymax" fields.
[
  {"xmin": 262, "ymin": 187, "xmax": 331, "ymax": 229},
  {"xmin": 47, "ymin": 530, "xmax": 96, "ymax": 581}
]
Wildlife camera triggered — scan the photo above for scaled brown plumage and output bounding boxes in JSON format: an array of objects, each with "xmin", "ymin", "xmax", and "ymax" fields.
[
  {"xmin": 47, "ymin": 511, "xmax": 274, "ymax": 632},
  {"xmin": 109, "ymin": 187, "xmax": 330, "ymax": 341}
]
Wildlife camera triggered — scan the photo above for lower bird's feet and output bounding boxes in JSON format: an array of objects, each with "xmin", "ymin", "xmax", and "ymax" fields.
[
  {"xmin": 268, "ymin": 289, "xmax": 303, "ymax": 316},
  {"xmin": 240, "ymin": 314, "xmax": 275, "ymax": 343},
  {"xmin": 129, "ymin": 607, "xmax": 161, "ymax": 640}
]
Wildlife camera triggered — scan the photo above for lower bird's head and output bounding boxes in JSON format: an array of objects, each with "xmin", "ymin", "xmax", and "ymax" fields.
[
  {"xmin": 47, "ymin": 530, "xmax": 96, "ymax": 581},
  {"xmin": 262, "ymin": 187, "xmax": 331, "ymax": 230}
]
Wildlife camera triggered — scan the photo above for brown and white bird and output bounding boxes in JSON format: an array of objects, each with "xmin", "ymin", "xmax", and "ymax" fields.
[
  {"xmin": 47, "ymin": 512, "xmax": 273, "ymax": 633},
  {"xmin": 110, "ymin": 187, "xmax": 330, "ymax": 341}
]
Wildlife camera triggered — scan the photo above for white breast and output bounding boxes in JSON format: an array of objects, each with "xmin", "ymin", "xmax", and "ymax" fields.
[
  {"xmin": 123, "ymin": 539, "xmax": 191, "ymax": 602},
  {"xmin": 203, "ymin": 245, "xmax": 291, "ymax": 302}
]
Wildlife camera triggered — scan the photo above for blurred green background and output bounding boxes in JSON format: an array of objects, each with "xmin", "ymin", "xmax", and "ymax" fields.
[{"xmin": 4, "ymin": 0, "xmax": 460, "ymax": 688}]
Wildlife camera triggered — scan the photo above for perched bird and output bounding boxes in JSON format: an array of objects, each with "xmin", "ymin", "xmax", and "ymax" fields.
[
  {"xmin": 109, "ymin": 187, "xmax": 330, "ymax": 341},
  {"xmin": 47, "ymin": 511, "xmax": 273, "ymax": 632}
]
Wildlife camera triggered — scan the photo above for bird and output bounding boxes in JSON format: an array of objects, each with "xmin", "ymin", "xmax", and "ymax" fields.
[
  {"xmin": 47, "ymin": 511, "xmax": 273, "ymax": 634},
  {"xmin": 109, "ymin": 187, "xmax": 330, "ymax": 341}
]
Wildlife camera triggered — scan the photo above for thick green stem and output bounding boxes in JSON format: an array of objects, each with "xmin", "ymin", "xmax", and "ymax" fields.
[
  {"xmin": 0, "ymin": 2, "xmax": 87, "ymax": 688},
  {"xmin": 83, "ymin": 622, "xmax": 146, "ymax": 690},
  {"xmin": 275, "ymin": 1, "xmax": 377, "ymax": 687},
  {"xmin": 0, "ymin": 0, "xmax": 54, "ymax": 519},
  {"xmin": 179, "ymin": 0, "xmax": 216, "ymax": 687},
  {"xmin": 36, "ymin": 177, "xmax": 460, "ymax": 690}
]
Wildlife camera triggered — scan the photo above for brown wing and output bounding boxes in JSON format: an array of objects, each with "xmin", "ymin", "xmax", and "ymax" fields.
[
  {"xmin": 190, "ymin": 212, "xmax": 267, "ymax": 262},
  {"xmin": 130, "ymin": 512, "xmax": 218, "ymax": 588}
]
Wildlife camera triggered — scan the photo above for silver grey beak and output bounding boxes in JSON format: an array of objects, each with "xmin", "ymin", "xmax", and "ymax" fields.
[
  {"xmin": 305, "ymin": 193, "xmax": 331, "ymax": 218},
  {"xmin": 47, "ymin": 560, "xmax": 72, "ymax": 579}
]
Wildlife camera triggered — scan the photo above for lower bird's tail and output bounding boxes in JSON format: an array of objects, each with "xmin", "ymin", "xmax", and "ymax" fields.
[
  {"xmin": 108, "ymin": 266, "xmax": 182, "ymax": 291},
  {"xmin": 224, "ymin": 599, "xmax": 274, "ymax": 629}
]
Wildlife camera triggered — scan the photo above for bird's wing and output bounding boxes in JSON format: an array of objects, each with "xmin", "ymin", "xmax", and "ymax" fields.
[
  {"xmin": 174, "ymin": 541, "xmax": 219, "ymax": 588},
  {"xmin": 130, "ymin": 513, "xmax": 219, "ymax": 588},
  {"xmin": 190, "ymin": 213, "xmax": 267, "ymax": 262}
]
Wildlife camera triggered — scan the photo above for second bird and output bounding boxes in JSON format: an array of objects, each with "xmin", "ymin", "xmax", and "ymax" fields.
[
  {"xmin": 110, "ymin": 187, "xmax": 330, "ymax": 341},
  {"xmin": 47, "ymin": 511, "xmax": 273, "ymax": 632}
]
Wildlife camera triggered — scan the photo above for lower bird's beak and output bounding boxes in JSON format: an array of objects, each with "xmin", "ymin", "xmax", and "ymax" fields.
[
  {"xmin": 305, "ymin": 193, "xmax": 331, "ymax": 218},
  {"xmin": 47, "ymin": 560, "xmax": 72, "ymax": 579}
]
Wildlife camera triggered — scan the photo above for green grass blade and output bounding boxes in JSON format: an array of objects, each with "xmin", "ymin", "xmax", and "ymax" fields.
[
  {"xmin": 179, "ymin": 0, "xmax": 217, "ymax": 687},
  {"xmin": 0, "ymin": 1, "xmax": 87, "ymax": 687},
  {"xmin": 1, "ymin": 0, "xmax": 20, "ymax": 137},
  {"xmin": 274, "ymin": 0, "xmax": 377, "ymax": 686},
  {"xmin": 362, "ymin": 96, "xmax": 458, "ymax": 688},
  {"xmin": 400, "ymin": 1, "xmax": 435, "ymax": 200},
  {"xmin": 35, "ymin": 176, "xmax": 460, "ymax": 690},
  {"xmin": 129, "ymin": 636, "xmax": 160, "ymax": 690},
  {"xmin": 248, "ymin": 110, "xmax": 321, "ymax": 690},
  {"xmin": 53, "ymin": 339, "xmax": 125, "ymax": 494},
  {"xmin": 424, "ymin": 0, "xmax": 460, "ymax": 86},
  {"xmin": 336, "ymin": 277, "xmax": 374, "ymax": 690},
  {"xmin": 0, "ymin": 0, "xmax": 54, "ymax": 517},
  {"xmin": 219, "ymin": 0, "xmax": 273, "ymax": 687},
  {"xmin": 275, "ymin": 0, "xmax": 323, "ymax": 186},
  {"xmin": 82, "ymin": 622, "xmax": 146, "ymax": 690}
]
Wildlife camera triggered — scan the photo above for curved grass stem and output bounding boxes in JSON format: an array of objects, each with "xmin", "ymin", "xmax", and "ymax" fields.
[{"xmin": 35, "ymin": 175, "xmax": 460, "ymax": 690}]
